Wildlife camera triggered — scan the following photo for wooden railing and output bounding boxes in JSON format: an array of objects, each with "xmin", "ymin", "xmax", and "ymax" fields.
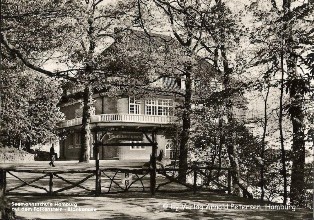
[
  {"xmin": 0, "ymin": 166, "xmax": 231, "ymax": 196},
  {"xmin": 59, "ymin": 114, "xmax": 175, "ymax": 128}
]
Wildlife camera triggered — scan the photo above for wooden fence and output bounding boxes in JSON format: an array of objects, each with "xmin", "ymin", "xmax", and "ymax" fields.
[{"xmin": 0, "ymin": 165, "xmax": 231, "ymax": 196}]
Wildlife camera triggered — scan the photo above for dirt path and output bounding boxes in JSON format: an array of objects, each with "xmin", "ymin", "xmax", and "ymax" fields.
[
  {"xmin": 2, "ymin": 162, "xmax": 312, "ymax": 219},
  {"xmin": 8, "ymin": 192, "xmax": 312, "ymax": 220}
]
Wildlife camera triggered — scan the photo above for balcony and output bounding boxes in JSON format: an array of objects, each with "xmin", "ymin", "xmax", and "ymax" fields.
[
  {"xmin": 58, "ymin": 114, "xmax": 176, "ymax": 128},
  {"xmin": 59, "ymin": 117, "xmax": 82, "ymax": 127}
]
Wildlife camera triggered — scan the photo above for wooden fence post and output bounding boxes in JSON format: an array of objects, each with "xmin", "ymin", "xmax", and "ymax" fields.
[
  {"xmin": 95, "ymin": 141, "xmax": 101, "ymax": 196},
  {"xmin": 193, "ymin": 165, "xmax": 197, "ymax": 194},
  {"xmin": 150, "ymin": 131, "xmax": 157, "ymax": 196},
  {"xmin": 227, "ymin": 169, "xmax": 232, "ymax": 194},
  {"xmin": 124, "ymin": 172, "xmax": 129, "ymax": 191},
  {"xmin": 0, "ymin": 170, "xmax": 7, "ymax": 220},
  {"xmin": 49, "ymin": 173, "xmax": 53, "ymax": 195},
  {"xmin": 0, "ymin": 169, "xmax": 6, "ymax": 197}
]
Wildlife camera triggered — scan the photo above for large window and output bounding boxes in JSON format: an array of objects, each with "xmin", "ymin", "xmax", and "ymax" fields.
[
  {"xmin": 145, "ymin": 99, "xmax": 173, "ymax": 116},
  {"xmin": 129, "ymin": 97, "xmax": 140, "ymax": 114}
]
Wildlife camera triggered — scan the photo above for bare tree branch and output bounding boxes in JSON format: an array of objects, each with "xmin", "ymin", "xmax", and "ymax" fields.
[{"xmin": 0, "ymin": 33, "xmax": 77, "ymax": 82}]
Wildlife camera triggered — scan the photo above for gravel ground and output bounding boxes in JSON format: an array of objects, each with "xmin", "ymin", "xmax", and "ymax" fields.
[
  {"xmin": 7, "ymin": 192, "xmax": 313, "ymax": 220},
  {"xmin": 2, "ymin": 161, "xmax": 313, "ymax": 220}
]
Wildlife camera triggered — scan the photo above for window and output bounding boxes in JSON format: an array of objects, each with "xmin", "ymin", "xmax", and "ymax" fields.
[
  {"xmin": 145, "ymin": 99, "xmax": 173, "ymax": 116},
  {"xmin": 145, "ymin": 100, "xmax": 157, "ymax": 115},
  {"xmin": 165, "ymin": 140, "xmax": 179, "ymax": 159},
  {"xmin": 74, "ymin": 133, "xmax": 81, "ymax": 148},
  {"xmin": 129, "ymin": 97, "xmax": 140, "ymax": 114},
  {"xmin": 129, "ymin": 141, "xmax": 146, "ymax": 150},
  {"xmin": 165, "ymin": 142, "xmax": 173, "ymax": 151}
]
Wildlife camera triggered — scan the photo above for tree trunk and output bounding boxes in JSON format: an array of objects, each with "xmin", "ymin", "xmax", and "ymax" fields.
[
  {"xmin": 283, "ymin": 0, "xmax": 306, "ymax": 207},
  {"xmin": 25, "ymin": 136, "xmax": 31, "ymax": 152},
  {"xmin": 226, "ymin": 133, "xmax": 240, "ymax": 196},
  {"xmin": 260, "ymin": 85, "xmax": 270, "ymax": 201},
  {"xmin": 287, "ymin": 54, "xmax": 305, "ymax": 207},
  {"xmin": 79, "ymin": 84, "xmax": 93, "ymax": 162},
  {"xmin": 79, "ymin": 5, "xmax": 96, "ymax": 163},
  {"xmin": 213, "ymin": 0, "xmax": 243, "ymax": 195},
  {"xmin": 220, "ymin": 42, "xmax": 242, "ymax": 196},
  {"xmin": 279, "ymin": 49, "xmax": 288, "ymax": 205},
  {"xmin": 217, "ymin": 117, "xmax": 224, "ymax": 177},
  {"xmin": 289, "ymin": 93, "xmax": 305, "ymax": 206},
  {"xmin": 178, "ymin": 65, "xmax": 192, "ymax": 182}
]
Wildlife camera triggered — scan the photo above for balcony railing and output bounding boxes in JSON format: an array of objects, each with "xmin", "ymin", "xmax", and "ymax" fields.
[
  {"xmin": 59, "ymin": 117, "xmax": 82, "ymax": 127},
  {"xmin": 59, "ymin": 114, "xmax": 175, "ymax": 128}
]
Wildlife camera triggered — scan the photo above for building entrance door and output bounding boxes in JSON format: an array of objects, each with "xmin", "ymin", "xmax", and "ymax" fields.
[{"xmin": 102, "ymin": 146, "xmax": 119, "ymax": 160}]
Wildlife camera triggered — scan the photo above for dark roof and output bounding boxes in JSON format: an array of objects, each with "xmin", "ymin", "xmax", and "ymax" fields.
[{"xmin": 61, "ymin": 29, "xmax": 220, "ymax": 100}]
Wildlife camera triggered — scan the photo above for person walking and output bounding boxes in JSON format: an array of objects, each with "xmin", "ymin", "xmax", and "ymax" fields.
[{"xmin": 49, "ymin": 144, "xmax": 56, "ymax": 167}]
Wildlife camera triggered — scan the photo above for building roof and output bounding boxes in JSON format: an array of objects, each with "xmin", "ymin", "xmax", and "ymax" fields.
[{"xmin": 60, "ymin": 28, "xmax": 220, "ymax": 101}]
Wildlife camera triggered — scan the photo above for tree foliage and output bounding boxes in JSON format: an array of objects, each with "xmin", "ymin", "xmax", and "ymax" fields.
[
  {"xmin": 1, "ymin": 0, "xmax": 313, "ymax": 207},
  {"xmin": 0, "ymin": 62, "xmax": 63, "ymax": 149},
  {"xmin": 1, "ymin": 0, "xmax": 138, "ymax": 161}
]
